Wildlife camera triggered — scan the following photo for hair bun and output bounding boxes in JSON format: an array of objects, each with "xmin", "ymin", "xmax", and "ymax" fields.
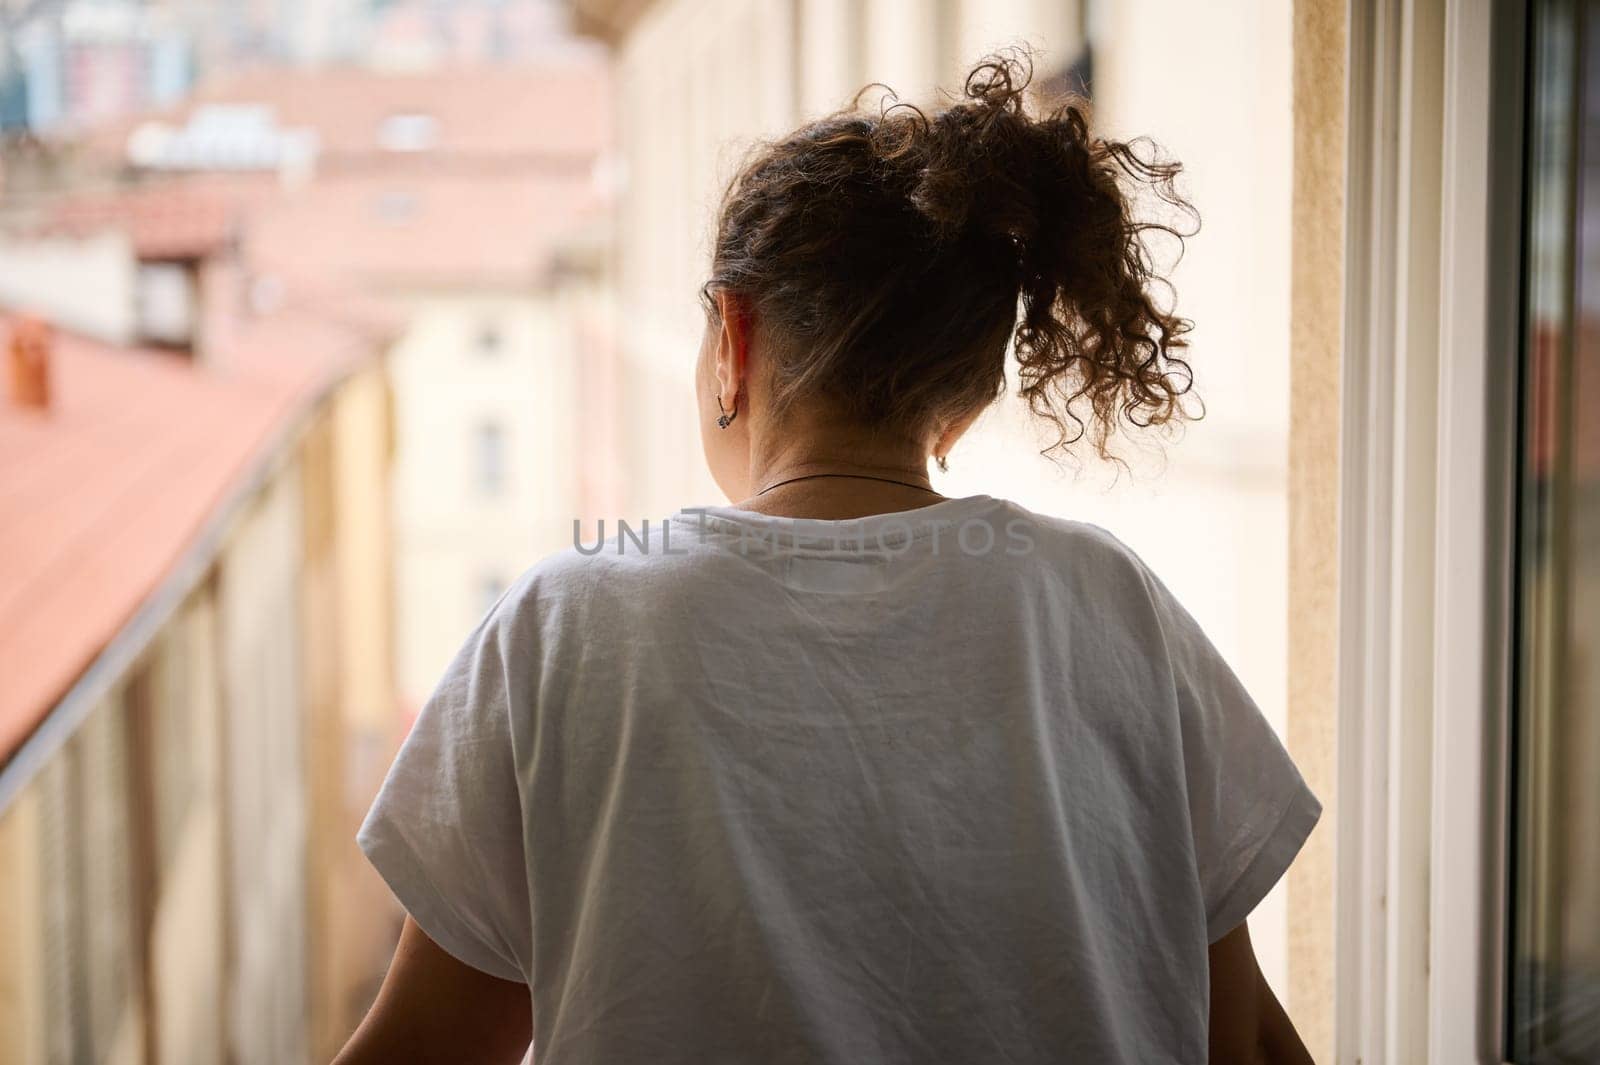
[{"xmin": 704, "ymin": 47, "xmax": 1199, "ymax": 463}]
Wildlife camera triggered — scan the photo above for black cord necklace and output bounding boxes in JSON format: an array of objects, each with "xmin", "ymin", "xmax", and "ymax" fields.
[{"xmin": 755, "ymin": 472, "xmax": 941, "ymax": 497}]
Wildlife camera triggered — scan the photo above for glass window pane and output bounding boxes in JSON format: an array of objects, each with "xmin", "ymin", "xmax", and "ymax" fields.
[
  {"xmin": 474, "ymin": 420, "xmax": 506, "ymax": 497},
  {"xmin": 1511, "ymin": 2, "xmax": 1600, "ymax": 1061}
]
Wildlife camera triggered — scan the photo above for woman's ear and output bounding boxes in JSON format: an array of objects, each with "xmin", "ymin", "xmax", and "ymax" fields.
[
  {"xmin": 713, "ymin": 291, "xmax": 750, "ymax": 409},
  {"xmin": 933, "ymin": 404, "xmax": 986, "ymax": 466}
]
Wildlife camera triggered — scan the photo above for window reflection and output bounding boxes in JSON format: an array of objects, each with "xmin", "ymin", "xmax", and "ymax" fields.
[{"xmin": 1511, "ymin": 1, "xmax": 1600, "ymax": 1060}]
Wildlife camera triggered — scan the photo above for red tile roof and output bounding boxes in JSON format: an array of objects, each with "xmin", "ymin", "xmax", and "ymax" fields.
[
  {"xmin": 88, "ymin": 61, "xmax": 612, "ymax": 167},
  {"xmin": 0, "ymin": 310, "xmax": 381, "ymax": 764},
  {"xmin": 39, "ymin": 182, "xmax": 241, "ymax": 260},
  {"xmin": 65, "ymin": 62, "xmax": 614, "ymax": 288},
  {"xmin": 244, "ymin": 171, "xmax": 596, "ymax": 287}
]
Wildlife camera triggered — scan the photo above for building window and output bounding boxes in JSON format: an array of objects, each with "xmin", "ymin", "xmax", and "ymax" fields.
[
  {"xmin": 373, "ymin": 190, "xmax": 419, "ymax": 224},
  {"xmin": 378, "ymin": 112, "xmax": 439, "ymax": 152},
  {"xmin": 477, "ymin": 572, "xmax": 507, "ymax": 617},
  {"xmin": 475, "ymin": 320, "xmax": 503, "ymax": 355},
  {"xmin": 135, "ymin": 262, "xmax": 194, "ymax": 347},
  {"xmin": 1509, "ymin": 2, "xmax": 1600, "ymax": 1061},
  {"xmin": 474, "ymin": 420, "xmax": 506, "ymax": 497}
]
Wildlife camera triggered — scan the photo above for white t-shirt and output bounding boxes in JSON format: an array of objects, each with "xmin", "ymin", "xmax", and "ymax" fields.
[{"xmin": 358, "ymin": 493, "xmax": 1320, "ymax": 1064}]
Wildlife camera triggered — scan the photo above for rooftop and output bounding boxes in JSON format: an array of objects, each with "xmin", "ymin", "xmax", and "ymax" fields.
[
  {"xmin": 244, "ymin": 171, "xmax": 600, "ymax": 289},
  {"xmin": 39, "ymin": 181, "xmax": 241, "ymax": 260},
  {"xmin": 90, "ymin": 62, "xmax": 612, "ymax": 171},
  {"xmin": 0, "ymin": 308, "xmax": 384, "ymax": 766}
]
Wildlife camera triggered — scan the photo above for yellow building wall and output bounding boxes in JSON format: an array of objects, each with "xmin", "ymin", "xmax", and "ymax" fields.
[
  {"xmin": 305, "ymin": 363, "xmax": 406, "ymax": 1061},
  {"xmin": 301, "ymin": 405, "xmax": 346, "ymax": 1063},
  {"xmin": 218, "ymin": 459, "xmax": 310, "ymax": 1065},
  {"xmin": 0, "ymin": 789, "xmax": 46, "ymax": 1065},
  {"xmin": 0, "ymin": 365, "xmax": 400, "ymax": 1065},
  {"xmin": 1286, "ymin": 0, "xmax": 1347, "ymax": 1056},
  {"xmin": 148, "ymin": 595, "xmax": 227, "ymax": 1065}
]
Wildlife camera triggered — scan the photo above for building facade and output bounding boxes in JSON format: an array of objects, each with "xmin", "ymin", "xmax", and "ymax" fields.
[
  {"xmin": 105, "ymin": 61, "xmax": 618, "ymax": 711},
  {"xmin": 0, "ymin": 223, "xmax": 401, "ymax": 1064}
]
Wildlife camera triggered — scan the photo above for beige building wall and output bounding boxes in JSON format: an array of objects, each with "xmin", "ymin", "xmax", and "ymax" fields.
[
  {"xmin": 390, "ymin": 292, "xmax": 584, "ymax": 707},
  {"xmin": 0, "ymin": 688, "xmax": 146, "ymax": 1065},
  {"xmin": 302, "ymin": 405, "xmax": 346, "ymax": 1063},
  {"xmin": 0, "ymin": 789, "xmax": 46, "ymax": 1065},
  {"xmin": 65, "ymin": 689, "xmax": 144, "ymax": 1065},
  {"xmin": 144, "ymin": 596, "xmax": 228, "ymax": 1065},
  {"xmin": 604, "ymin": 0, "xmax": 799, "ymax": 517},
  {"xmin": 307, "ymin": 363, "xmax": 405, "ymax": 1060},
  {"xmin": 333, "ymin": 366, "xmax": 399, "ymax": 738},
  {"xmin": 1286, "ymin": 0, "xmax": 1346, "ymax": 1055},
  {"xmin": 218, "ymin": 461, "xmax": 310, "ymax": 1065},
  {"xmin": 0, "ymin": 350, "xmax": 399, "ymax": 1065},
  {"xmin": 0, "ymin": 231, "xmax": 138, "ymax": 344},
  {"xmin": 0, "ymin": 590, "xmax": 262, "ymax": 1065}
]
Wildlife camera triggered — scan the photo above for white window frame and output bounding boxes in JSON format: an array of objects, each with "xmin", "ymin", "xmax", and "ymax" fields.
[{"xmin": 1338, "ymin": 0, "xmax": 1523, "ymax": 1062}]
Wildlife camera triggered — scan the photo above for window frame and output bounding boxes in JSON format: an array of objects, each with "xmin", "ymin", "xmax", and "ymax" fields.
[
  {"xmin": 1337, "ymin": 0, "xmax": 1525, "ymax": 1061},
  {"xmin": 1428, "ymin": 0, "xmax": 1527, "ymax": 1059},
  {"xmin": 1501, "ymin": 1, "xmax": 1600, "ymax": 1058}
]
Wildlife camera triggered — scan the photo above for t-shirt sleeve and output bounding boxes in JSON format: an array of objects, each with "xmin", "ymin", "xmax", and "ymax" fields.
[
  {"xmin": 1138, "ymin": 562, "xmax": 1322, "ymax": 944},
  {"xmin": 357, "ymin": 600, "xmax": 532, "ymax": 982}
]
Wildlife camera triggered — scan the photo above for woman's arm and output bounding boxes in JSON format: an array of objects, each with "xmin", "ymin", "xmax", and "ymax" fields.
[
  {"xmin": 1208, "ymin": 920, "xmax": 1315, "ymax": 1065},
  {"xmin": 332, "ymin": 916, "xmax": 532, "ymax": 1065}
]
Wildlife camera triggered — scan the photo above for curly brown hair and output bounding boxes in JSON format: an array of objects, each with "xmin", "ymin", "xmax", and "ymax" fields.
[{"xmin": 702, "ymin": 50, "xmax": 1199, "ymax": 461}]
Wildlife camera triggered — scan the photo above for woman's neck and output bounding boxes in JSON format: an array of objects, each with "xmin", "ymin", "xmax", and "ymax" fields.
[
  {"xmin": 735, "ymin": 476, "xmax": 946, "ymax": 520},
  {"xmin": 738, "ymin": 433, "xmax": 942, "ymax": 520}
]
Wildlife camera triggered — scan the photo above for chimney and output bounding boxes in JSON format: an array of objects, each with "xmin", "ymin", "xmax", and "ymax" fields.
[{"xmin": 8, "ymin": 316, "xmax": 52, "ymax": 411}]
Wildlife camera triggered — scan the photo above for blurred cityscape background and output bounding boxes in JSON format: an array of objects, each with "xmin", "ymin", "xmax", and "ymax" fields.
[{"xmin": 0, "ymin": 0, "xmax": 1488, "ymax": 1062}]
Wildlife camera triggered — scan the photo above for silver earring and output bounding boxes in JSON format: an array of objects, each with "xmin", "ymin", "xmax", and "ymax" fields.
[
  {"xmin": 716, "ymin": 393, "xmax": 736, "ymax": 429},
  {"xmin": 936, "ymin": 455, "xmax": 949, "ymax": 473}
]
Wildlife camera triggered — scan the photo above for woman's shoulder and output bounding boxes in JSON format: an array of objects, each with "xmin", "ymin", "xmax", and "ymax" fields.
[
  {"xmin": 485, "ymin": 517, "xmax": 732, "ymax": 622},
  {"xmin": 996, "ymin": 500, "xmax": 1154, "ymax": 576},
  {"xmin": 486, "ymin": 500, "xmax": 1162, "ymax": 622}
]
